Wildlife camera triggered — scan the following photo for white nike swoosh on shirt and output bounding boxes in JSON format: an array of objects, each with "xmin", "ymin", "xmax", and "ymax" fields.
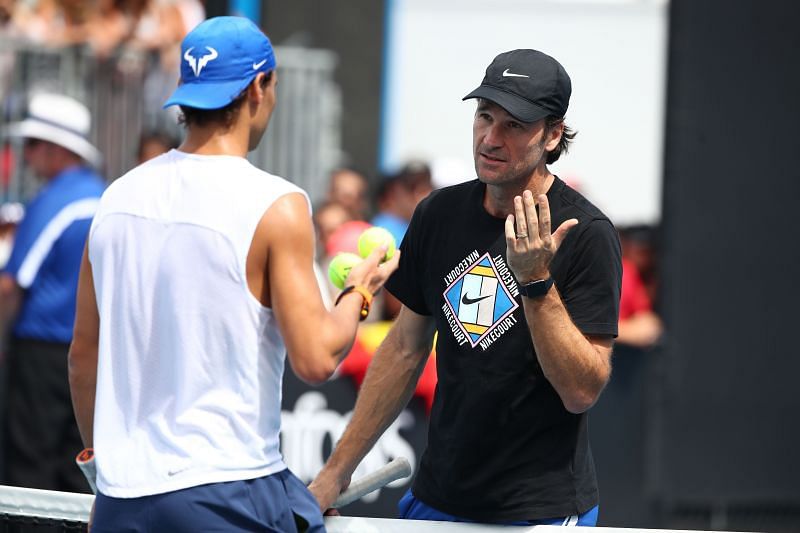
[
  {"xmin": 502, "ymin": 68, "xmax": 529, "ymax": 78},
  {"xmin": 253, "ymin": 59, "xmax": 267, "ymax": 70}
]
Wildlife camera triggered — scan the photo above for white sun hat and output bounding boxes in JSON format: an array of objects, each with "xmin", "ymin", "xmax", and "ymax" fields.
[{"xmin": 6, "ymin": 92, "xmax": 101, "ymax": 168}]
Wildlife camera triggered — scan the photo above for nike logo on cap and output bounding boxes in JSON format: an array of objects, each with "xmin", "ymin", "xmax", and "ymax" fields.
[
  {"xmin": 462, "ymin": 293, "xmax": 492, "ymax": 306},
  {"xmin": 253, "ymin": 59, "xmax": 268, "ymax": 70},
  {"xmin": 502, "ymin": 68, "xmax": 529, "ymax": 78}
]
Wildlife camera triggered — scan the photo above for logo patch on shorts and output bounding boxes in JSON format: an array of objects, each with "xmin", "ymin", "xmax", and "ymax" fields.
[{"xmin": 442, "ymin": 253, "xmax": 519, "ymax": 349}]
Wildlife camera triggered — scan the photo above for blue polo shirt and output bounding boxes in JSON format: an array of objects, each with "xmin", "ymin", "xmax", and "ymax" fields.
[{"xmin": 3, "ymin": 166, "xmax": 104, "ymax": 343}]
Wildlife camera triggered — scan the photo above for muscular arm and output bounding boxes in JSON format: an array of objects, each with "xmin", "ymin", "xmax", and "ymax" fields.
[
  {"xmin": 258, "ymin": 193, "xmax": 398, "ymax": 384},
  {"xmin": 507, "ymin": 191, "xmax": 615, "ymax": 414},
  {"xmin": 309, "ymin": 305, "xmax": 436, "ymax": 510},
  {"xmin": 68, "ymin": 244, "xmax": 99, "ymax": 448}
]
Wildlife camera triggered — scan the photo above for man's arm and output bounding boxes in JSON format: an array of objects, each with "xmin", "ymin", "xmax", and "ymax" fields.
[
  {"xmin": 308, "ymin": 304, "xmax": 436, "ymax": 511},
  {"xmin": 524, "ymin": 293, "xmax": 613, "ymax": 413},
  {"xmin": 507, "ymin": 191, "xmax": 614, "ymax": 414},
  {"xmin": 261, "ymin": 193, "xmax": 400, "ymax": 384},
  {"xmin": 68, "ymin": 244, "xmax": 99, "ymax": 448}
]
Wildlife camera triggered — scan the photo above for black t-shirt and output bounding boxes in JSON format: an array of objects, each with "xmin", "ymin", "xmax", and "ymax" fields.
[{"xmin": 385, "ymin": 177, "xmax": 622, "ymax": 522}]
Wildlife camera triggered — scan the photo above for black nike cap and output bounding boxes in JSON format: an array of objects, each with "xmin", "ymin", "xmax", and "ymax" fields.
[{"xmin": 463, "ymin": 49, "xmax": 572, "ymax": 123}]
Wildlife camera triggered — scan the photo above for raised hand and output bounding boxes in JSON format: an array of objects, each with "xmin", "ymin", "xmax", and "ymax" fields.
[{"xmin": 504, "ymin": 190, "xmax": 578, "ymax": 284}]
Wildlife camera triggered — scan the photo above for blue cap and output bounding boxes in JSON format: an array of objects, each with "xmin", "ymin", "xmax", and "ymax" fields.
[{"xmin": 163, "ymin": 16, "xmax": 276, "ymax": 110}]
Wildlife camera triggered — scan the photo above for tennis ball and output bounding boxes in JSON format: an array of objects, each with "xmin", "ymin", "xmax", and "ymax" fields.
[
  {"xmin": 357, "ymin": 226, "xmax": 396, "ymax": 262},
  {"xmin": 328, "ymin": 252, "xmax": 362, "ymax": 290}
]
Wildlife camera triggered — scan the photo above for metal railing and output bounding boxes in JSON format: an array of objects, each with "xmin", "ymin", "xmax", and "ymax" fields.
[{"xmin": 0, "ymin": 38, "xmax": 342, "ymax": 205}]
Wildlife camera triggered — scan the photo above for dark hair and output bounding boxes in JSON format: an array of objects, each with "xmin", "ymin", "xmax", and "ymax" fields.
[
  {"xmin": 544, "ymin": 115, "xmax": 576, "ymax": 164},
  {"xmin": 178, "ymin": 71, "xmax": 273, "ymax": 129}
]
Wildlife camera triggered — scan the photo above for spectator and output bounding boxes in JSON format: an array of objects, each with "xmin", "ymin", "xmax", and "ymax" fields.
[
  {"xmin": 371, "ymin": 162, "xmax": 432, "ymax": 319},
  {"xmin": 620, "ymin": 224, "xmax": 660, "ymax": 305},
  {"xmin": 136, "ymin": 129, "xmax": 179, "ymax": 164},
  {"xmin": 12, "ymin": 0, "xmax": 93, "ymax": 46},
  {"xmin": 313, "ymin": 201, "xmax": 353, "ymax": 253},
  {"xmin": 617, "ymin": 225, "xmax": 662, "ymax": 348},
  {"xmin": 125, "ymin": 0, "xmax": 205, "ymax": 133},
  {"xmin": 371, "ymin": 161, "xmax": 433, "ymax": 247},
  {"xmin": 326, "ymin": 167, "xmax": 370, "ymax": 220},
  {"xmin": 617, "ymin": 257, "xmax": 662, "ymax": 349},
  {"xmin": 82, "ymin": 0, "xmax": 130, "ymax": 59},
  {"xmin": 0, "ymin": 202, "xmax": 23, "ymax": 269},
  {"xmin": 0, "ymin": 92, "xmax": 105, "ymax": 493}
]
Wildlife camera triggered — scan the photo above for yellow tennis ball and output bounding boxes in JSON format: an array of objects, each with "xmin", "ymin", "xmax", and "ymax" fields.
[
  {"xmin": 358, "ymin": 226, "xmax": 396, "ymax": 262},
  {"xmin": 328, "ymin": 252, "xmax": 362, "ymax": 290}
]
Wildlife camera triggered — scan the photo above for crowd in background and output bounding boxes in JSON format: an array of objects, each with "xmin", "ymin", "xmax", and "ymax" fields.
[{"xmin": 0, "ymin": 0, "xmax": 204, "ymax": 60}]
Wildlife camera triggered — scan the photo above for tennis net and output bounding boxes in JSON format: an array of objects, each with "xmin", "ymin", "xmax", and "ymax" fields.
[
  {"xmin": 0, "ymin": 484, "xmax": 753, "ymax": 533},
  {"xmin": 0, "ymin": 485, "xmax": 90, "ymax": 531}
]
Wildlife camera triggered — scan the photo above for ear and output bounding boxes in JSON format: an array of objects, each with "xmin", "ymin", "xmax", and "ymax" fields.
[
  {"xmin": 545, "ymin": 121, "xmax": 564, "ymax": 152},
  {"xmin": 248, "ymin": 72, "xmax": 267, "ymax": 104}
]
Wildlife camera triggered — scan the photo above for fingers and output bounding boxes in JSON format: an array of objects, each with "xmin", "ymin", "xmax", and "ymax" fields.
[
  {"xmin": 346, "ymin": 245, "xmax": 386, "ymax": 285},
  {"xmin": 504, "ymin": 214, "xmax": 517, "ymax": 249},
  {"xmin": 552, "ymin": 218, "xmax": 579, "ymax": 250},
  {"xmin": 513, "ymin": 195, "xmax": 528, "ymax": 241},
  {"xmin": 537, "ymin": 194, "xmax": 551, "ymax": 242},
  {"xmin": 523, "ymin": 191, "xmax": 538, "ymax": 243},
  {"xmin": 377, "ymin": 250, "xmax": 401, "ymax": 282},
  {"xmin": 345, "ymin": 248, "xmax": 401, "ymax": 296},
  {"xmin": 363, "ymin": 245, "xmax": 388, "ymax": 269}
]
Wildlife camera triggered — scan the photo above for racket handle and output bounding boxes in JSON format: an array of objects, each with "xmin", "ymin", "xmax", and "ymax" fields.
[
  {"xmin": 332, "ymin": 457, "xmax": 412, "ymax": 508},
  {"xmin": 76, "ymin": 448, "xmax": 97, "ymax": 494}
]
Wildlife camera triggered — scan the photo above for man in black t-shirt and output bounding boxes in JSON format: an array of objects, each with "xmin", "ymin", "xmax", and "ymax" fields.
[{"xmin": 311, "ymin": 49, "xmax": 622, "ymax": 526}]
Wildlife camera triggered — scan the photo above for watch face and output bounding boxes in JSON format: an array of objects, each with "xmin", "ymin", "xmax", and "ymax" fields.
[{"xmin": 521, "ymin": 278, "xmax": 554, "ymax": 298}]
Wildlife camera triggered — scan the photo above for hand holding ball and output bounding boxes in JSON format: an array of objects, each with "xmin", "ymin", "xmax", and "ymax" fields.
[
  {"xmin": 328, "ymin": 227, "xmax": 397, "ymax": 291},
  {"xmin": 358, "ymin": 227, "xmax": 396, "ymax": 262},
  {"xmin": 328, "ymin": 252, "xmax": 362, "ymax": 290}
]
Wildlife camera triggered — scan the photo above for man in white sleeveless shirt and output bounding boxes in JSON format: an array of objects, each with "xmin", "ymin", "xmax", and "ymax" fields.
[{"xmin": 68, "ymin": 16, "xmax": 398, "ymax": 532}]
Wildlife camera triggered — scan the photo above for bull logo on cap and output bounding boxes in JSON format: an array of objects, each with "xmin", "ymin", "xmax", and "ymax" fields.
[{"xmin": 184, "ymin": 46, "xmax": 219, "ymax": 77}]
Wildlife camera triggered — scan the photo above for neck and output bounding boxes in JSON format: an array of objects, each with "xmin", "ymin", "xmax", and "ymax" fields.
[
  {"xmin": 483, "ymin": 167, "xmax": 555, "ymax": 218},
  {"xmin": 179, "ymin": 118, "xmax": 251, "ymax": 158}
]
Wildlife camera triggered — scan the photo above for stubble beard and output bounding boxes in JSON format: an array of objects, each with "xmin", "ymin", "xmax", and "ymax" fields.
[{"xmin": 474, "ymin": 139, "xmax": 547, "ymax": 188}]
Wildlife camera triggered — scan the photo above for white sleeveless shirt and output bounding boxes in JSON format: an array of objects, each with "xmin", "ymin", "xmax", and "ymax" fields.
[{"xmin": 89, "ymin": 150, "xmax": 307, "ymax": 497}]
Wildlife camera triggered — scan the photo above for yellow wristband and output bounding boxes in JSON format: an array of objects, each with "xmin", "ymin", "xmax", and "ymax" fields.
[{"xmin": 335, "ymin": 285, "xmax": 373, "ymax": 321}]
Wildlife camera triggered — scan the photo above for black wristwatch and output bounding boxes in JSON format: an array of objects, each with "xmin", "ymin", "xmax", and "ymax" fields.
[{"xmin": 519, "ymin": 277, "xmax": 554, "ymax": 299}]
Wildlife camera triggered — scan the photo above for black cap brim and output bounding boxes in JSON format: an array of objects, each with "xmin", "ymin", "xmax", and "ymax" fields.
[{"xmin": 463, "ymin": 85, "xmax": 550, "ymax": 123}]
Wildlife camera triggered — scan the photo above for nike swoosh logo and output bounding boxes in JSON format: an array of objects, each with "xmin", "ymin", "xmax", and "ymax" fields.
[
  {"xmin": 253, "ymin": 59, "xmax": 267, "ymax": 70},
  {"xmin": 461, "ymin": 293, "xmax": 492, "ymax": 306},
  {"xmin": 502, "ymin": 68, "xmax": 529, "ymax": 78}
]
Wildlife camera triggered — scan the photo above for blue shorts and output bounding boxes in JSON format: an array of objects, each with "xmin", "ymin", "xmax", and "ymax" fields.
[
  {"xmin": 92, "ymin": 469, "xmax": 325, "ymax": 532},
  {"xmin": 398, "ymin": 489, "xmax": 598, "ymax": 526}
]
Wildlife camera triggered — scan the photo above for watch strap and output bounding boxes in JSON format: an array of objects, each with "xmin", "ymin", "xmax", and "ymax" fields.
[{"xmin": 519, "ymin": 277, "xmax": 554, "ymax": 299}]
